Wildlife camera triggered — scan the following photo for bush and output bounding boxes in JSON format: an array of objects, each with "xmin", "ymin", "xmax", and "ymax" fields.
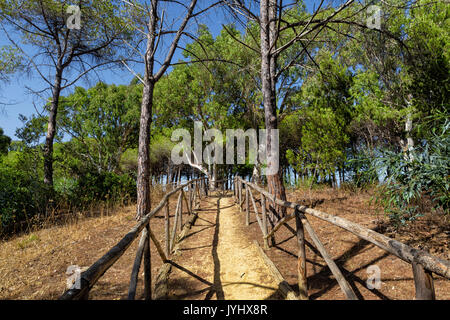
[
  {"xmin": 0, "ymin": 165, "xmax": 49, "ymax": 234},
  {"xmin": 65, "ymin": 172, "xmax": 137, "ymax": 207},
  {"xmin": 371, "ymin": 120, "xmax": 449, "ymax": 226},
  {"xmin": 0, "ymin": 149, "xmax": 137, "ymax": 235}
]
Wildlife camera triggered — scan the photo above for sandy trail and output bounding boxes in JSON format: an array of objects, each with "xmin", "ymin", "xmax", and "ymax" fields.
[
  {"xmin": 216, "ymin": 196, "xmax": 280, "ymax": 300},
  {"xmin": 168, "ymin": 193, "xmax": 282, "ymax": 300}
]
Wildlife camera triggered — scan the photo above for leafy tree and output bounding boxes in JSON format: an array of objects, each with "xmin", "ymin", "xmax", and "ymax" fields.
[
  {"xmin": 0, "ymin": 127, "xmax": 11, "ymax": 154},
  {"xmin": 57, "ymin": 81, "xmax": 141, "ymax": 174},
  {"xmin": 286, "ymin": 50, "xmax": 353, "ymax": 185},
  {"xmin": 0, "ymin": 0, "xmax": 131, "ymax": 187},
  {"xmin": 0, "ymin": 45, "xmax": 21, "ymax": 83}
]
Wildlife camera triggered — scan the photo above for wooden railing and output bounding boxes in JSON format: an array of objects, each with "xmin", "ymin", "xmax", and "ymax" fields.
[
  {"xmin": 234, "ymin": 176, "xmax": 450, "ymax": 300},
  {"xmin": 59, "ymin": 175, "xmax": 448, "ymax": 300},
  {"xmin": 60, "ymin": 177, "xmax": 211, "ymax": 300}
]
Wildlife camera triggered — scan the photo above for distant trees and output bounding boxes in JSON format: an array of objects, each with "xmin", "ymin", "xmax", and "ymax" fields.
[
  {"xmin": 0, "ymin": 0, "xmax": 447, "ymax": 233},
  {"xmin": 57, "ymin": 82, "xmax": 141, "ymax": 174},
  {"xmin": 0, "ymin": 0, "xmax": 130, "ymax": 188},
  {"xmin": 0, "ymin": 128, "xmax": 11, "ymax": 154}
]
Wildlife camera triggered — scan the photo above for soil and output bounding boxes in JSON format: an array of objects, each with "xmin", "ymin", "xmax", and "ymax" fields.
[
  {"xmin": 0, "ymin": 192, "xmax": 178, "ymax": 300},
  {"xmin": 243, "ymin": 187, "xmax": 449, "ymax": 300},
  {"xmin": 167, "ymin": 193, "xmax": 283, "ymax": 300},
  {"xmin": 0, "ymin": 186, "xmax": 448, "ymax": 300}
]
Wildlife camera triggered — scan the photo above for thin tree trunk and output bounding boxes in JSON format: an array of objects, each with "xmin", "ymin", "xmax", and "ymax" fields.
[
  {"xmin": 260, "ymin": 0, "xmax": 287, "ymax": 218},
  {"xmin": 136, "ymin": 80, "xmax": 155, "ymax": 219},
  {"xmin": 43, "ymin": 69, "xmax": 63, "ymax": 188}
]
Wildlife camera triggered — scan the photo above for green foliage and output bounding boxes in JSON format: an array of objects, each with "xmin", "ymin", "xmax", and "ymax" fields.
[
  {"xmin": 57, "ymin": 82, "xmax": 141, "ymax": 174},
  {"xmin": 0, "ymin": 127, "xmax": 11, "ymax": 154},
  {"xmin": 286, "ymin": 51, "xmax": 352, "ymax": 182},
  {"xmin": 0, "ymin": 143, "xmax": 136, "ymax": 235},
  {"xmin": 0, "ymin": 155, "xmax": 49, "ymax": 234},
  {"xmin": 0, "ymin": 45, "xmax": 22, "ymax": 82},
  {"xmin": 347, "ymin": 148, "xmax": 380, "ymax": 188},
  {"xmin": 371, "ymin": 120, "xmax": 449, "ymax": 226},
  {"xmin": 61, "ymin": 172, "xmax": 137, "ymax": 207}
]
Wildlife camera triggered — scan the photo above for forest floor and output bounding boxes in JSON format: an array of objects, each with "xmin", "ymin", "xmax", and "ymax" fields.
[{"xmin": 0, "ymin": 186, "xmax": 448, "ymax": 300}]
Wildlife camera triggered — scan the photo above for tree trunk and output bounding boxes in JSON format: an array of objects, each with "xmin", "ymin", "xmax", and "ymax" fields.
[
  {"xmin": 136, "ymin": 80, "xmax": 154, "ymax": 219},
  {"xmin": 43, "ymin": 69, "xmax": 63, "ymax": 188},
  {"xmin": 260, "ymin": 0, "xmax": 287, "ymax": 217}
]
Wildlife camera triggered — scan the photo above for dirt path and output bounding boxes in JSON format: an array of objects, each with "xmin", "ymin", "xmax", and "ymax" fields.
[{"xmin": 167, "ymin": 193, "xmax": 282, "ymax": 300}]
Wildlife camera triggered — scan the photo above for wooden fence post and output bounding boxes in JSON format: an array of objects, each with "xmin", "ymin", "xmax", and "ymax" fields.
[
  {"xmin": 128, "ymin": 228, "xmax": 148, "ymax": 300},
  {"xmin": 261, "ymin": 194, "xmax": 269, "ymax": 250},
  {"xmin": 143, "ymin": 224, "xmax": 151, "ymax": 300},
  {"xmin": 245, "ymin": 185, "xmax": 250, "ymax": 226},
  {"xmin": 295, "ymin": 209, "xmax": 308, "ymax": 300},
  {"xmin": 170, "ymin": 193, "xmax": 182, "ymax": 251},
  {"xmin": 301, "ymin": 216, "xmax": 357, "ymax": 300},
  {"xmin": 193, "ymin": 182, "xmax": 197, "ymax": 209},
  {"xmin": 238, "ymin": 180, "xmax": 242, "ymax": 212},
  {"xmin": 165, "ymin": 199, "xmax": 170, "ymax": 257},
  {"xmin": 188, "ymin": 183, "xmax": 192, "ymax": 213},
  {"xmin": 412, "ymin": 261, "xmax": 435, "ymax": 300},
  {"xmin": 179, "ymin": 191, "xmax": 183, "ymax": 231}
]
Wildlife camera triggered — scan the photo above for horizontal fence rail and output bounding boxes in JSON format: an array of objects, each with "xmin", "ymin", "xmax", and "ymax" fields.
[
  {"xmin": 234, "ymin": 176, "xmax": 450, "ymax": 300},
  {"xmin": 60, "ymin": 177, "xmax": 212, "ymax": 300},
  {"xmin": 59, "ymin": 174, "xmax": 448, "ymax": 301}
]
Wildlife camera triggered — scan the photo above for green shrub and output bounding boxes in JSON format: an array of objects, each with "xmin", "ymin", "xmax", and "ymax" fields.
[
  {"xmin": 371, "ymin": 120, "xmax": 449, "ymax": 226},
  {"xmin": 0, "ymin": 165, "xmax": 49, "ymax": 234},
  {"xmin": 66, "ymin": 172, "xmax": 137, "ymax": 207}
]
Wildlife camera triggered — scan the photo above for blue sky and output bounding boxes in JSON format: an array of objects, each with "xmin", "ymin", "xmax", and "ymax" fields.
[{"xmin": 0, "ymin": 0, "xmax": 321, "ymax": 139}]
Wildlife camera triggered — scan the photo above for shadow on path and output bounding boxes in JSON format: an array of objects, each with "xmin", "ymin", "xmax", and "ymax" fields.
[{"xmin": 205, "ymin": 196, "xmax": 225, "ymax": 300}]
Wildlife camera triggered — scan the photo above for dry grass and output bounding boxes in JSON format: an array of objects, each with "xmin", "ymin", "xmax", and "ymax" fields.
[
  {"xmin": 245, "ymin": 186, "xmax": 450, "ymax": 300},
  {"xmin": 0, "ymin": 190, "xmax": 180, "ymax": 300},
  {"xmin": 1, "ymin": 185, "xmax": 447, "ymax": 300}
]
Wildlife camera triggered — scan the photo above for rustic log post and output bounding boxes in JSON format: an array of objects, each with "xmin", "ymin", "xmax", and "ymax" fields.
[
  {"xmin": 179, "ymin": 191, "xmax": 183, "ymax": 231},
  {"xmin": 143, "ymin": 224, "xmax": 151, "ymax": 300},
  {"xmin": 248, "ymin": 187, "xmax": 264, "ymax": 234},
  {"xmin": 301, "ymin": 217, "xmax": 357, "ymax": 300},
  {"xmin": 267, "ymin": 195, "xmax": 275, "ymax": 247},
  {"xmin": 238, "ymin": 179, "xmax": 242, "ymax": 212},
  {"xmin": 245, "ymin": 185, "xmax": 250, "ymax": 226},
  {"xmin": 170, "ymin": 193, "xmax": 182, "ymax": 251},
  {"xmin": 165, "ymin": 199, "xmax": 170, "ymax": 257},
  {"xmin": 128, "ymin": 227, "xmax": 148, "ymax": 300},
  {"xmin": 188, "ymin": 183, "xmax": 193, "ymax": 213},
  {"xmin": 412, "ymin": 261, "xmax": 435, "ymax": 300},
  {"xmin": 295, "ymin": 209, "xmax": 308, "ymax": 300},
  {"xmin": 192, "ymin": 183, "xmax": 197, "ymax": 210},
  {"xmin": 148, "ymin": 227, "xmax": 168, "ymax": 263},
  {"xmin": 182, "ymin": 190, "xmax": 192, "ymax": 215},
  {"xmin": 261, "ymin": 193, "xmax": 269, "ymax": 250}
]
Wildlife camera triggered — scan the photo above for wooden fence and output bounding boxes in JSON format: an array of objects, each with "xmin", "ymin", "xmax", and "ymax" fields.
[
  {"xmin": 60, "ymin": 177, "xmax": 211, "ymax": 300},
  {"xmin": 59, "ymin": 175, "xmax": 449, "ymax": 300},
  {"xmin": 234, "ymin": 176, "xmax": 450, "ymax": 300}
]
